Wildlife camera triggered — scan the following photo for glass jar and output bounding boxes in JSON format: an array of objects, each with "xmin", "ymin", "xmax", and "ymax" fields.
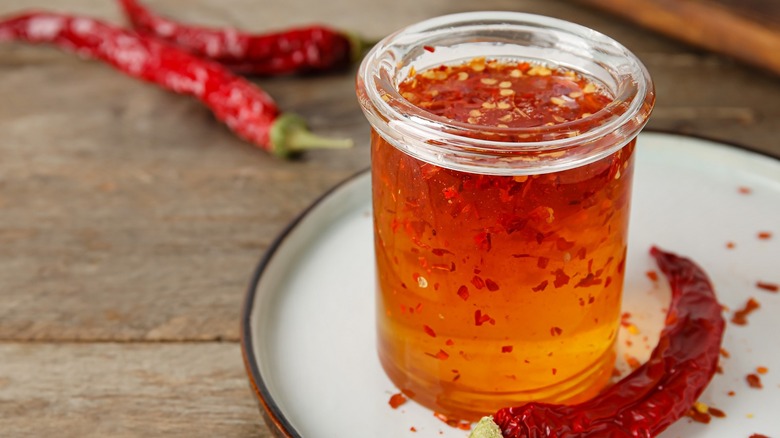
[{"xmin": 357, "ymin": 11, "xmax": 654, "ymax": 421}]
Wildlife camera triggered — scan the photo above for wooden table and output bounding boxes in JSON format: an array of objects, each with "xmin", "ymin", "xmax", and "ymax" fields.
[{"xmin": 1, "ymin": 0, "xmax": 778, "ymax": 436}]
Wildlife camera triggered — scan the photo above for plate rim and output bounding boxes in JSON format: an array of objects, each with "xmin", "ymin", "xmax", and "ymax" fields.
[
  {"xmin": 239, "ymin": 130, "xmax": 780, "ymax": 438},
  {"xmin": 240, "ymin": 167, "xmax": 369, "ymax": 438}
]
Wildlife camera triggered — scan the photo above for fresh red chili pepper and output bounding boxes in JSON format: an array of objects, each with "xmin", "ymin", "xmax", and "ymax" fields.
[
  {"xmin": 494, "ymin": 246, "xmax": 725, "ymax": 437},
  {"xmin": 0, "ymin": 12, "xmax": 351, "ymax": 157},
  {"xmin": 118, "ymin": 0, "xmax": 367, "ymax": 76}
]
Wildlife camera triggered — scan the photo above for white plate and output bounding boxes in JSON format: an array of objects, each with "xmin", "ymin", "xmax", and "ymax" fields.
[{"xmin": 241, "ymin": 132, "xmax": 780, "ymax": 437}]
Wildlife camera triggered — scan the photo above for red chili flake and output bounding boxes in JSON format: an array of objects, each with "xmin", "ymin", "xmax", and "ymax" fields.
[
  {"xmin": 758, "ymin": 231, "xmax": 772, "ymax": 240},
  {"xmin": 756, "ymin": 366, "xmax": 768, "ymax": 374},
  {"xmin": 686, "ymin": 408, "xmax": 711, "ymax": 424},
  {"xmin": 726, "ymin": 241, "xmax": 736, "ymax": 249},
  {"xmin": 552, "ymin": 368, "xmax": 557, "ymax": 375},
  {"xmin": 553, "ymin": 269, "xmax": 570, "ymax": 288},
  {"xmin": 579, "ymin": 298, "xmax": 585, "ymax": 307},
  {"xmin": 556, "ymin": 237, "xmax": 576, "ymax": 251},
  {"xmin": 731, "ymin": 298, "xmax": 760, "ymax": 325},
  {"xmin": 575, "ymin": 273, "xmax": 602, "ymax": 288},
  {"xmin": 423, "ymin": 325, "xmax": 436, "ymax": 338},
  {"xmin": 537, "ymin": 257, "xmax": 550, "ymax": 269},
  {"xmin": 502, "ymin": 345, "xmax": 514, "ymax": 353},
  {"xmin": 756, "ymin": 281, "xmax": 779, "ymax": 292},
  {"xmin": 474, "ymin": 310, "xmax": 492, "ymax": 326},
  {"xmin": 426, "ymin": 349, "xmax": 449, "ymax": 360},
  {"xmin": 625, "ymin": 355, "xmax": 641, "ymax": 370},
  {"xmin": 604, "ymin": 276, "xmax": 612, "ymax": 288},
  {"xmin": 716, "ymin": 365, "xmax": 723, "ymax": 374},
  {"xmin": 474, "ymin": 231, "xmax": 492, "ymax": 251},
  {"xmin": 720, "ymin": 348, "xmax": 730, "ymax": 358},
  {"xmin": 445, "ymin": 339, "xmax": 454, "ymax": 346},
  {"xmin": 646, "ymin": 270, "xmax": 659, "ymax": 282},
  {"xmin": 576, "ymin": 247, "xmax": 587, "ymax": 260},
  {"xmin": 471, "ymin": 276, "xmax": 485, "ymax": 289},
  {"xmin": 535, "ymin": 232, "xmax": 545, "ymax": 244},
  {"xmin": 410, "ymin": 426, "xmax": 417, "ymax": 432},
  {"xmin": 708, "ymin": 407, "xmax": 726, "ymax": 418},
  {"xmin": 457, "ymin": 285, "xmax": 470, "ymax": 301},
  {"xmin": 617, "ymin": 255, "xmax": 626, "ymax": 274},
  {"xmin": 431, "ymin": 248, "xmax": 453, "ymax": 256},
  {"xmin": 388, "ymin": 392, "xmax": 408, "ymax": 409},
  {"xmin": 442, "ymin": 186, "xmax": 459, "ymax": 199},
  {"xmin": 550, "ymin": 326, "xmax": 563, "ymax": 336},
  {"xmin": 588, "ymin": 295, "xmax": 595, "ymax": 304},
  {"xmin": 390, "ymin": 219, "xmax": 401, "ymax": 233},
  {"xmin": 532, "ymin": 280, "xmax": 549, "ymax": 292},
  {"xmin": 738, "ymin": 186, "xmax": 752, "ymax": 194},
  {"xmin": 746, "ymin": 373, "xmax": 763, "ymax": 388},
  {"xmin": 750, "ymin": 435, "xmax": 770, "ymax": 438},
  {"xmin": 432, "ymin": 262, "xmax": 456, "ymax": 272},
  {"xmin": 433, "ymin": 412, "xmax": 470, "ymax": 430},
  {"xmin": 423, "ymin": 45, "xmax": 436, "ymax": 52},
  {"xmin": 727, "ymin": 390, "xmax": 735, "ymax": 396},
  {"xmin": 452, "ymin": 373, "xmax": 461, "ymax": 382},
  {"xmin": 485, "ymin": 278, "xmax": 500, "ymax": 291}
]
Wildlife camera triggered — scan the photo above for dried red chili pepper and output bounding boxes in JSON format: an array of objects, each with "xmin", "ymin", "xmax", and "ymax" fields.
[
  {"xmin": 0, "ymin": 12, "xmax": 351, "ymax": 157},
  {"xmin": 118, "ymin": 0, "xmax": 368, "ymax": 75},
  {"xmin": 494, "ymin": 247, "xmax": 725, "ymax": 437}
]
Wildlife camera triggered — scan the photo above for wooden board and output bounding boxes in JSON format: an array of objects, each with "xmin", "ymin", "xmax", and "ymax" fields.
[
  {"xmin": 0, "ymin": 343, "xmax": 272, "ymax": 437},
  {"xmin": 0, "ymin": 0, "xmax": 779, "ymax": 435},
  {"xmin": 579, "ymin": 0, "xmax": 780, "ymax": 76}
]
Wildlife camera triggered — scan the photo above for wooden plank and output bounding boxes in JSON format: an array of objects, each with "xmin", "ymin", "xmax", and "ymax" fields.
[
  {"xmin": 0, "ymin": 0, "xmax": 778, "ymax": 436},
  {"xmin": 711, "ymin": 0, "xmax": 780, "ymax": 27},
  {"xmin": 1, "ymin": 0, "xmax": 779, "ymax": 344},
  {"xmin": 578, "ymin": 0, "xmax": 780, "ymax": 76},
  {"xmin": 0, "ymin": 342, "xmax": 271, "ymax": 437},
  {"xmin": 0, "ymin": 60, "xmax": 367, "ymax": 342}
]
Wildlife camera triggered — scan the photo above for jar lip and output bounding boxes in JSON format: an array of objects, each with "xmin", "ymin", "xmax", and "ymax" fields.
[{"xmin": 357, "ymin": 11, "xmax": 655, "ymax": 174}]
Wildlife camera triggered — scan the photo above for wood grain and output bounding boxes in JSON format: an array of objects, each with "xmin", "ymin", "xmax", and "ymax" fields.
[
  {"xmin": 1, "ymin": 0, "xmax": 779, "ymax": 435},
  {"xmin": 579, "ymin": 0, "xmax": 780, "ymax": 76},
  {"xmin": 0, "ymin": 342, "xmax": 270, "ymax": 437}
]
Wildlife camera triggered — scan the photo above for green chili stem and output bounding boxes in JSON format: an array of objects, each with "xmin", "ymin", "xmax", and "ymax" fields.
[{"xmin": 270, "ymin": 113, "xmax": 353, "ymax": 158}]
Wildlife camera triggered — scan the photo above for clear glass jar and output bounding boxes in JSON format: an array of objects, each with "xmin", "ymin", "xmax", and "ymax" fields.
[{"xmin": 357, "ymin": 11, "xmax": 654, "ymax": 421}]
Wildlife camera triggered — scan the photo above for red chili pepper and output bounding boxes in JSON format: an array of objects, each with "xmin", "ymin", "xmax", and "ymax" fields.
[
  {"xmin": 0, "ymin": 12, "xmax": 351, "ymax": 157},
  {"xmin": 494, "ymin": 247, "xmax": 725, "ymax": 437},
  {"xmin": 118, "ymin": 0, "xmax": 368, "ymax": 76}
]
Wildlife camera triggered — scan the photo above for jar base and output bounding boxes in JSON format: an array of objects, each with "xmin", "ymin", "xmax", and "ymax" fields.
[{"xmin": 379, "ymin": 346, "xmax": 616, "ymax": 422}]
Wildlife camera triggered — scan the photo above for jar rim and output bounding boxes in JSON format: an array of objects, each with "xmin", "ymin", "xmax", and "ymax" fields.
[{"xmin": 356, "ymin": 11, "xmax": 655, "ymax": 175}]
